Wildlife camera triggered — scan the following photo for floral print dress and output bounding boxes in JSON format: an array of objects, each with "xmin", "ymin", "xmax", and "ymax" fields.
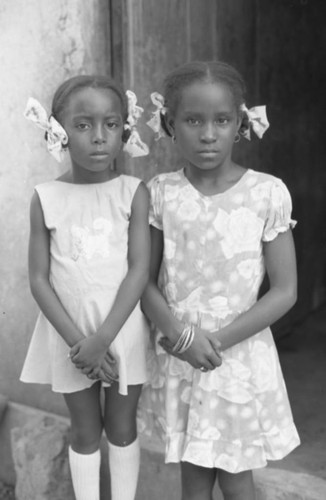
[{"xmin": 138, "ymin": 168, "xmax": 300, "ymax": 473}]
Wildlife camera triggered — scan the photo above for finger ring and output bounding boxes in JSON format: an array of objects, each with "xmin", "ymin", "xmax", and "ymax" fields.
[{"xmin": 200, "ymin": 366, "xmax": 208, "ymax": 372}]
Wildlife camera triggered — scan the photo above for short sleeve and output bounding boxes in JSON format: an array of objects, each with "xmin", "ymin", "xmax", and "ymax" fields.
[
  {"xmin": 262, "ymin": 180, "xmax": 297, "ymax": 242},
  {"xmin": 147, "ymin": 176, "xmax": 163, "ymax": 230}
]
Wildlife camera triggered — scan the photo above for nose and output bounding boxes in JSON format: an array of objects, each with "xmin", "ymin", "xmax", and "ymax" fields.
[
  {"xmin": 92, "ymin": 124, "xmax": 106, "ymax": 144},
  {"xmin": 200, "ymin": 122, "xmax": 217, "ymax": 143}
]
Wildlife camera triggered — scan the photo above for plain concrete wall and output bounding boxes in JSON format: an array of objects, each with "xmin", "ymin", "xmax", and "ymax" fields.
[{"xmin": 0, "ymin": 0, "xmax": 110, "ymax": 416}]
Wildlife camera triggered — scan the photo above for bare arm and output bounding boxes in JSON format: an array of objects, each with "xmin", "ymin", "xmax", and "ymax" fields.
[
  {"xmin": 28, "ymin": 192, "xmax": 85, "ymax": 347},
  {"xmin": 141, "ymin": 226, "xmax": 222, "ymax": 370},
  {"xmin": 141, "ymin": 226, "xmax": 182, "ymax": 342},
  {"xmin": 216, "ymin": 230, "xmax": 297, "ymax": 351},
  {"xmin": 70, "ymin": 182, "xmax": 150, "ymax": 368}
]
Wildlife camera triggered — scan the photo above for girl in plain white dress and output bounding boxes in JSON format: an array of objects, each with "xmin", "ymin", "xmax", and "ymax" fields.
[{"xmin": 21, "ymin": 75, "xmax": 150, "ymax": 500}]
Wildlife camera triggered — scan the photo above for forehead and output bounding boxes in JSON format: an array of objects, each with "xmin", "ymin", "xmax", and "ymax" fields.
[
  {"xmin": 64, "ymin": 87, "xmax": 123, "ymax": 116},
  {"xmin": 178, "ymin": 81, "xmax": 236, "ymax": 113}
]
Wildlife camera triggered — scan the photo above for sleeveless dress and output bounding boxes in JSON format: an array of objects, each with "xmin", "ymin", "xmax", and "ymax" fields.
[
  {"xmin": 21, "ymin": 175, "xmax": 149, "ymax": 396},
  {"xmin": 138, "ymin": 168, "xmax": 300, "ymax": 473}
]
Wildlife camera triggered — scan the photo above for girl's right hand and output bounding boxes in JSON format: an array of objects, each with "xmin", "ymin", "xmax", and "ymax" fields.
[
  {"xmin": 159, "ymin": 327, "xmax": 222, "ymax": 370},
  {"xmin": 81, "ymin": 351, "xmax": 119, "ymax": 384}
]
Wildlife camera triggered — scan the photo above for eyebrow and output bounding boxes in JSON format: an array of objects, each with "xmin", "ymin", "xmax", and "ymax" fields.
[
  {"xmin": 182, "ymin": 110, "xmax": 234, "ymax": 116},
  {"xmin": 72, "ymin": 113, "xmax": 122, "ymax": 120}
]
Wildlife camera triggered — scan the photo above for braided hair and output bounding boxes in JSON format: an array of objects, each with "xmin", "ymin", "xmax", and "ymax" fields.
[
  {"xmin": 161, "ymin": 61, "xmax": 246, "ymax": 137},
  {"xmin": 50, "ymin": 75, "xmax": 131, "ymax": 144}
]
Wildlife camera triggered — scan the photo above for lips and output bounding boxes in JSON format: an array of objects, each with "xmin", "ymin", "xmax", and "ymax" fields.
[{"xmin": 90, "ymin": 151, "xmax": 109, "ymax": 158}]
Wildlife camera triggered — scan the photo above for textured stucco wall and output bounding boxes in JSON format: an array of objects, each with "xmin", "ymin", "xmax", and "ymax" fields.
[{"xmin": 0, "ymin": 0, "xmax": 110, "ymax": 415}]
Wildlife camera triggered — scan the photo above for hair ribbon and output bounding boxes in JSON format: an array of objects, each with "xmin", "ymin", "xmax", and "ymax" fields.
[
  {"xmin": 240, "ymin": 104, "xmax": 270, "ymax": 140},
  {"xmin": 24, "ymin": 97, "xmax": 68, "ymax": 162},
  {"xmin": 123, "ymin": 90, "xmax": 149, "ymax": 157},
  {"xmin": 146, "ymin": 92, "xmax": 167, "ymax": 140}
]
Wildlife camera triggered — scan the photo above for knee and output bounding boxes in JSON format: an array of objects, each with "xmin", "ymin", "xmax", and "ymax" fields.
[
  {"xmin": 70, "ymin": 422, "xmax": 103, "ymax": 453},
  {"xmin": 218, "ymin": 470, "xmax": 254, "ymax": 497},
  {"xmin": 104, "ymin": 414, "xmax": 137, "ymax": 446}
]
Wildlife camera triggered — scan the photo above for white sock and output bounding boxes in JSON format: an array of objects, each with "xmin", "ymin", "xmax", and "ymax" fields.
[
  {"xmin": 108, "ymin": 437, "xmax": 140, "ymax": 500},
  {"xmin": 68, "ymin": 446, "xmax": 101, "ymax": 500}
]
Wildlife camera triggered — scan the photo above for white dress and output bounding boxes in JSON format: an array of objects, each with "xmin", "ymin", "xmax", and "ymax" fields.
[
  {"xmin": 21, "ymin": 175, "xmax": 149, "ymax": 395},
  {"xmin": 138, "ymin": 168, "xmax": 300, "ymax": 472}
]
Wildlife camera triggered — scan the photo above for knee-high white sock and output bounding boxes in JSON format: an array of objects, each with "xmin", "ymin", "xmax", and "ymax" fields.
[
  {"xmin": 68, "ymin": 447, "xmax": 101, "ymax": 500},
  {"xmin": 108, "ymin": 437, "xmax": 140, "ymax": 500}
]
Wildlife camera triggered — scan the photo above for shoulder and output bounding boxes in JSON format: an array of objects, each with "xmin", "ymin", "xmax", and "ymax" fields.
[
  {"xmin": 116, "ymin": 175, "xmax": 148, "ymax": 215},
  {"xmin": 33, "ymin": 180, "xmax": 60, "ymax": 205},
  {"xmin": 118, "ymin": 174, "xmax": 145, "ymax": 195},
  {"xmin": 147, "ymin": 169, "xmax": 183, "ymax": 191},
  {"xmin": 244, "ymin": 169, "xmax": 293, "ymax": 202},
  {"xmin": 246, "ymin": 169, "xmax": 289, "ymax": 189}
]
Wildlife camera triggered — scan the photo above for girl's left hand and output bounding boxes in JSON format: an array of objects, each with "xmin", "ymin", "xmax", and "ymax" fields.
[
  {"xmin": 69, "ymin": 335, "xmax": 107, "ymax": 372},
  {"xmin": 159, "ymin": 331, "xmax": 223, "ymax": 370}
]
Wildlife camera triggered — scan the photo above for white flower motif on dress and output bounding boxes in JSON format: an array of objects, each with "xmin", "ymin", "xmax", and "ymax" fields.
[
  {"xmin": 179, "ymin": 184, "xmax": 199, "ymax": 201},
  {"xmin": 208, "ymin": 295, "xmax": 230, "ymax": 318},
  {"xmin": 165, "ymin": 184, "xmax": 179, "ymax": 201},
  {"xmin": 177, "ymin": 199, "xmax": 201, "ymax": 221},
  {"xmin": 185, "ymin": 440, "xmax": 214, "ymax": 467},
  {"xmin": 213, "ymin": 207, "xmax": 264, "ymax": 258},
  {"xmin": 198, "ymin": 358, "xmax": 252, "ymax": 404},
  {"xmin": 188, "ymin": 409, "xmax": 201, "ymax": 432},
  {"xmin": 169, "ymin": 357, "xmax": 193, "ymax": 380},
  {"xmin": 164, "ymin": 238, "xmax": 177, "ymax": 259},
  {"xmin": 250, "ymin": 181, "xmax": 271, "ymax": 201},
  {"xmin": 165, "ymin": 282, "xmax": 178, "ymax": 302},
  {"xmin": 250, "ymin": 340, "xmax": 278, "ymax": 393},
  {"xmin": 180, "ymin": 386, "xmax": 192, "ymax": 404},
  {"xmin": 237, "ymin": 259, "xmax": 262, "ymax": 280},
  {"xmin": 71, "ymin": 217, "xmax": 112, "ymax": 260},
  {"xmin": 177, "ymin": 287, "xmax": 203, "ymax": 310},
  {"xmin": 217, "ymin": 453, "xmax": 240, "ymax": 473},
  {"xmin": 145, "ymin": 348, "xmax": 165, "ymax": 389},
  {"xmin": 201, "ymin": 426, "xmax": 222, "ymax": 440}
]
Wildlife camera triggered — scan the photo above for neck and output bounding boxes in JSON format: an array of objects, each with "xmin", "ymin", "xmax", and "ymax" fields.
[{"xmin": 70, "ymin": 165, "xmax": 117, "ymax": 184}]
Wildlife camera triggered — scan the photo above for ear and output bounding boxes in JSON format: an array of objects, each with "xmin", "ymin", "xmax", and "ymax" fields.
[
  {"xmin": 122, "ymin": 126, "xmax": 131, "ymax": 144},
  {"xmin": 236, "ymin": 112, "xmax": 243, "ymax": 132},
  {"xmin": 164, "ymin": 113, "xmax": 175, "ymax": 138},
  {"xmin": 237, "ymin": 109, "xmax": 248, "ymax": 136}
]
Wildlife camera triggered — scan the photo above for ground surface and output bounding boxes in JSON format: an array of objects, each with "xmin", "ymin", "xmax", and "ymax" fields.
[
  {"xmin": 275, "ymin": 304, "xmax": 326, "ymax": 481},
  {"xmin": 1, "ymin": 305, "xmax": 325, "ymax": 498}
]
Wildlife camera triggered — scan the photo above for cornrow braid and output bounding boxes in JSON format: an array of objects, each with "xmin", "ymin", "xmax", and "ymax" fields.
[{"xmin": 161, "ymin": 61, "xmax": 246, "ymax": 137}]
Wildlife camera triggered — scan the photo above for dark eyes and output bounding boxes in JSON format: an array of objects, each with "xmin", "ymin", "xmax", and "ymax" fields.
[
  {"xmin": 76, "ymin": 123, "xmax": 90, "ymax": 130},
  {"xmin": 76, "ymin": 122, "xmax": 120, "ymax": 130},
  {"xmin": 186, "ymin": 117, "xmax": 230, "ymax": 126}
]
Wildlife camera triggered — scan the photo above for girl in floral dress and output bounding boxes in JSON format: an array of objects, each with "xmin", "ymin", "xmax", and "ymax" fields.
[{"xmin": 139, "ymin": 61, "xmax": 300, "ymax": 500}]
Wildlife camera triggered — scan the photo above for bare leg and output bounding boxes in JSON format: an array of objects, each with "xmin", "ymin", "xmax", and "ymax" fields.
[
  {"xmin": 218, "ymin": 469, "xmax": 256, "ymax": 500},
  {"xmin": 63, "ymin": 382, "xmax": 103, "ymax": 500},
  {"xmin": 104, "ymin": 383, "xmax": 143, "ymax": 500},
  {"xmin": 103, "ymin": 382, "xmax": 142, "ymax": 445},
  {"xmin": 180, "ymin": 461, "xmax": 217, "ymax": 500},
  {"xmin": 64, "ymin": 381, "xmax": 103, "ymax": 453}
]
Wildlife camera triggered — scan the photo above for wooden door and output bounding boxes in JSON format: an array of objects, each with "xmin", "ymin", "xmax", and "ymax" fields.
[{"xmin": 109, "ymin": 0, "xmax": 326, "ymax": 334}]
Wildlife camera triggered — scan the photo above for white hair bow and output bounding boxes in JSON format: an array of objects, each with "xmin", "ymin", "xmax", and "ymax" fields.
[
  {"xmin": 24, "ymin": 97, "xmax": 68, "ymax": 162},
  {"xmin": 123, "ymin": 90, "xmax": 149, "ymax": 157},
  {"xmin": 240, "ymin": 104, "xmax": 270, "ymax": 140},
  {"xmin": 146, "ymin": 92, "xmax": 167, "ymax": 140}
]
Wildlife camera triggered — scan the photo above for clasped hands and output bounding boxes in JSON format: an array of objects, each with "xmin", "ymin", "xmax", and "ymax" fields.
[
  {"xmin": 159, "ymin": 326, "xmax": 223, "ymax": 371},
  {"xmin": 68, "ymin": 334, "xmax": 118, "ymax": 385}
]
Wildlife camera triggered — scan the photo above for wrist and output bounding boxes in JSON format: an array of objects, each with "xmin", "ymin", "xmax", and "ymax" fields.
[
  {"xmin": 97, "ymin": 330, "xmax": 113, "ymax": 349},
  {"xmin": 168, "ymin": 319, "xmax": 184, "ymax": 344}
]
